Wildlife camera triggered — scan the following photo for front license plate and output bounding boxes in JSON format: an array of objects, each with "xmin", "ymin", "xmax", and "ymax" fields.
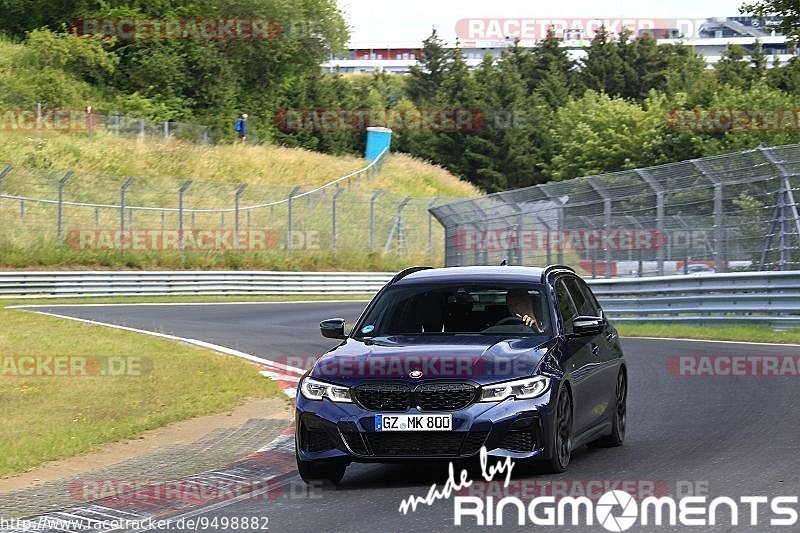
[{"xmin": 375, "ymin": 414, "xmax": 452, "ymax": 432}]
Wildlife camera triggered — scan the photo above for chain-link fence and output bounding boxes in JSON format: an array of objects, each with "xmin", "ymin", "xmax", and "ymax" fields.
[
  {"xmin": 22, "ymin": 104, "xmax": 215, "ymax": 144},
  {"xmin": 0, "ymin": 149, "xmax": 457, "ymax": 266},
  {"xmin": 431, "ymin": 145, "xmax": 800, "ymax": 277},
  {"xmin": 90, "ymin": 113, "xmax": 213, "ymax": 144}
]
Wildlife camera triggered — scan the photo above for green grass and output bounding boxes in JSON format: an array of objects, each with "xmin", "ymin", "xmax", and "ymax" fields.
[
  {"xmin": 0, "ymin": 306, "xmax": 282, "ymax": 477},
  {"xmin": 617, "ymin": 323, "xmax": 800, "ymax": 344}
]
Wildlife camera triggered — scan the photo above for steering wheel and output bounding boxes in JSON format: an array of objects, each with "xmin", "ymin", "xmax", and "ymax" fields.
[{"xmin": 495, "ymin": 316, "xmax": 525, "ymax": 326}]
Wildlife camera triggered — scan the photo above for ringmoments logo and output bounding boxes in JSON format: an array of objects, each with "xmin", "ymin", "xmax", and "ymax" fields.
[{"xmin": 452, "ymin": 491, "xmax": 799, "ymax": 528}]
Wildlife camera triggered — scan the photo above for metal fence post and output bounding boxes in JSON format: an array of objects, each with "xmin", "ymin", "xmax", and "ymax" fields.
[
  {"xmin": 332, "ymin": 188, "xmax": 345, "ymax": 252},
  {"xmin": 693, "ymin": 160, "xmax": 725, "ymax": 273},
  {"xmin": 369, "ymin": 190, "xmax": 383, "ymax": 251},
  {"xmin": 0, "ymin": 166, "xmax": 13, "ymax": 210},
  {"xmin": 178, "ymin": 180, "xmax": 192, "ymax": 256},
  {"xmin": 120, "ymin": 178, "xmax": 134, "ymax": 250},
  {"xmin": 20, "ymin": 200, "xmax": 25, "ymax": 220},
  {"xmin": 579, "ymin": 216, "xmax": 598, "ymax": 279},
  {"xmin": 587, "ymin": 177, "xmax": 613, "ymax": 278},
  {"xmin": 427, "ymin": 197, "xmax": 440, "ymax": 258},
  {"xmin": 286, "ymin": 186, "xmax": 301, "ymax": 251},
  {"xmin": 163, "ymin": 121, "xmax": 169, "ymax": 140},
  {"xmin": 56, "ymin": 171, "xmax": 74, "ymax": 244},
  {"xmin": 637, "ymin": 169, "xmax": 665, "ymax": 276},
  {"xmin": 234, "ymin": 184, "xmax": 248, "ymax": 238}
]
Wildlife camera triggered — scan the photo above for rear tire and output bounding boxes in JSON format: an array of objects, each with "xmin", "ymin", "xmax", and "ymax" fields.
[
  {"xmin": 538, "ymin": 386, "xmax": 573, "ymax": 473},
  {"xmin": 296, "ymin": 450, "xmax": 347, "ymax": 486},
  {"xmin": 588, "ymin": 369, "xmax": 627, "ymax": 448}
]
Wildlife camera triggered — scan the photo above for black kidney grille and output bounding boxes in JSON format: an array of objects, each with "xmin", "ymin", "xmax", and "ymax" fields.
[
  {"xmin": 354, "ymin": 383, "xmax": 412, "ymax": 411},
  {"xmin": 354, "ymin": 382, "xmax": 477, "ymax": 411},
  {"xmin": 415, "ymin": 383, "xmax": 477, "ymax": 410}
]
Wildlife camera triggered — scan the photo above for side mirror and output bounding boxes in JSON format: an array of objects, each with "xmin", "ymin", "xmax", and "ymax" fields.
[
  {"xmin": 571, "ymin": 316, "xmax": 605, "ymax": 337},
  {"xmin": 320, "ymin": 318, "xmax": 347, "ymax": 340}
]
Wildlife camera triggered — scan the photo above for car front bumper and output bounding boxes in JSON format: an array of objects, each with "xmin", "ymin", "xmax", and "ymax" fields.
[{"xmin": 295, "ymin": 390, "xmax": 556, "ymax": 463}]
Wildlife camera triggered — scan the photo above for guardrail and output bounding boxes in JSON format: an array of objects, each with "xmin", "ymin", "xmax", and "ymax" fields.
[
  {"xmin": 1, "ymin": 270, "xmax": 798, "ymax": 327},
  {"xmin": 0, "ymin": 271, "xmax": 394, "ymax": 298},
  {"xmin": 588, "ymin": 271, "xmax": 800, "ymax": 327}
]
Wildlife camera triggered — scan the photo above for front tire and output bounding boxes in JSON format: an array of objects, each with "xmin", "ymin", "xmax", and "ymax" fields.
[
  {"xmin": 539, "ymin": 386, "xmax": 573, "ymax": 473},
  {"xmin": 589, "ymin": 369, "xmax": 627, "ymax": 448}
]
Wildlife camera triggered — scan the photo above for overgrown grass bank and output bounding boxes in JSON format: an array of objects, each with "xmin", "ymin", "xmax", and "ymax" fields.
[{"xmin": 0, "ymin": 131, "xmax": 477, "ymax": 270}]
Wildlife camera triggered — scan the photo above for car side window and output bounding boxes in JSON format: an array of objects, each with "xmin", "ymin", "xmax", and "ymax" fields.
[
  {"xmin": 555, "ymin": 280, "xmax": 578, "ymax": 327},
  {"xmin": 576, "ymin": 278, "xmax": 603, "ymax": 317},
  {"xmin": 565, "ymin": 277, "xmax": 600, "ymax": 317}
]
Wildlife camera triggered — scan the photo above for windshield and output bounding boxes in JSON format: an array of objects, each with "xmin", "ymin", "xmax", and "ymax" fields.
[{"xmin": 354, "ymin": 283, "xmax": 550, "ymax": 338}]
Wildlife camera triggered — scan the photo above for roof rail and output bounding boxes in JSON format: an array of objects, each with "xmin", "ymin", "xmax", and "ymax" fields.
[
  {"xmin": 541, "ymin": 264, "xmax": 576, "ymax": 282},
  {"xmin": 390, "ymin": 266, "xmax": 434, "ymax": 284}
]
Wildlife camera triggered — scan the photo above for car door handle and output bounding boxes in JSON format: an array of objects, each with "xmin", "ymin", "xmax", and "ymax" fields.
[
  {"xmin": 606, "ymin": 331, "xmax": 617, "ymax": 342},
  {"xmin": 591, "ymin": 343, "xmax": 600, "ymax": 357}
]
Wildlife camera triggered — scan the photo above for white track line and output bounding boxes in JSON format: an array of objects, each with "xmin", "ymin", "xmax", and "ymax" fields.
[{"xmin": 18, "ymin": 309, "xmax": 306, "ymax": 374}]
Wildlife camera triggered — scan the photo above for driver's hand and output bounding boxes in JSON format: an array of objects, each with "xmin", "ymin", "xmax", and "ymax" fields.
[{"xmin": 517, "ymin": 313, "xmax": 542, "ymax": 331}]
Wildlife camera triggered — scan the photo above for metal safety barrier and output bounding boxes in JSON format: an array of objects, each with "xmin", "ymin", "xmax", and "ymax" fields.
[
  {"xmin": 588, "ymin": 270, "xmax": 800, "ymax": 327},
  {"xmin": 1, "ymin": 270, "xmax": 797, "ymax": 327}
]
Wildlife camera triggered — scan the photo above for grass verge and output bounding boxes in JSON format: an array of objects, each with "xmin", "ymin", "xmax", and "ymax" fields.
[
  {"xmin": 0, "ymin": 306, "xmax": 281, "ymax": 477},
  {"xmin": 617, "ymin": 323, "xmax": 800, "ymax": 345}
]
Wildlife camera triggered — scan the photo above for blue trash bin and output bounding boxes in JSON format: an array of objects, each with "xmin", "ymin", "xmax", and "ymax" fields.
[{"xmin": 365, "ymin": 127, "xmax": 392, "ymax": 161}]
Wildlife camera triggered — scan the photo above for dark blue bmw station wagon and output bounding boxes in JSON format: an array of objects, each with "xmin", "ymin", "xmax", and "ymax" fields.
[{"xmin": 295, "ymin": 265, "xmax": 627, "ymax": 484}]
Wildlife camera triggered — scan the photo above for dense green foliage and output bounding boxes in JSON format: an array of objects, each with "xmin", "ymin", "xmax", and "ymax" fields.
[{"xmin": 2, "ymin": 4, "xmax": 800, "ymax": 192}]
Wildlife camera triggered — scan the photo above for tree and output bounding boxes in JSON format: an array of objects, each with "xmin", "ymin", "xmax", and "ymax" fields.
[
  {"xmin": 741, "ymin": 0, "xmax": 800, "ymax": 44},
  {"xmin": 580, "ymin": 26, "xmax": 635, "ymax": 98},
  {"xmin": 547, "ymin": 91, "xmax": 659, "ymax": 180},
  {"xmin": 716, "ymin": 44, "xmax": 756, "ymax": 88},
  {"xmin": 406, "ymin": 29, "xmax": 452, "ymax": 105}
]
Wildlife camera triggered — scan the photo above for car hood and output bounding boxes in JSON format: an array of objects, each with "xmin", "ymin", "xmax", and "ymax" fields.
[{"xmin": 310, "ymin": 335, "xmax": 555, "ymax": 387}]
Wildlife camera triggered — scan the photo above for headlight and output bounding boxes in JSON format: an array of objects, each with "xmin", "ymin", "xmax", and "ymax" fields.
[
  {"xmin": 479, "ymin": 376, "xmax": 550, "ymax": 402},
  {"xmin": 299, "ymin": 377, "xmax": 352, "ymax": 403}
]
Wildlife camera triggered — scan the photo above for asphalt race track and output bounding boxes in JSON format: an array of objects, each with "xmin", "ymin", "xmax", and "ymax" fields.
[{"xmin": 21, "ymin": 302, "xmax": 800, "ymax": 533}]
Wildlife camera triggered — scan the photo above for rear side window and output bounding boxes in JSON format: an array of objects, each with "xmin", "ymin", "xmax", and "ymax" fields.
[
  {"xmin": 576, "ymin": 279, "xmax": 603, "ymax": 316},
  {"xmin": 555, "ymin": 280, "xmax": 578, "ymax": 324},
  {"xmin": 564, "ymin": 277, "xmax": 600, "ymax": 316}
]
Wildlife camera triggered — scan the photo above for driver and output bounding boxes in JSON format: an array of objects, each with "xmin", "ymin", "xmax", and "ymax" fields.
[{"xmin": 505, "ymin": 289, "xmax": 543, "ymax": 332}]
